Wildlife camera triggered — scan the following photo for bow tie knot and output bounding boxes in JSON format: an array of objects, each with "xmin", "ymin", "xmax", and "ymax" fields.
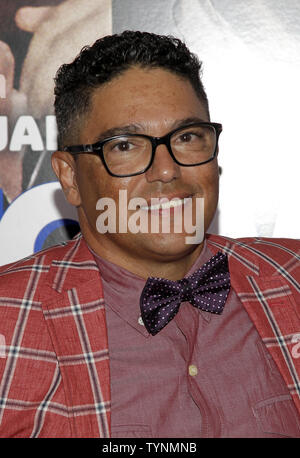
[
  {"xmin": 140, "ymin": 251, "xmax": 231, "ymax": 336},
  {"xmin": 178, "ymin": 278, "xmax": 194, "ymax": 302}
]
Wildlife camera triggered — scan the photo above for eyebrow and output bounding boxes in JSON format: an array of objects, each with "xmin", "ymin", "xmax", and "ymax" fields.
[
  {"xmin": 93, "ymin": 116, "xmax": 208, "ymax": 142},
  {"xmin": 95, "ymin": 124, "xmax": 143, "ymax": 142}
]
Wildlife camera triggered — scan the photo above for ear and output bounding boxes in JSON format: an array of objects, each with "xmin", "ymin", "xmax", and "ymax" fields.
[{"xmin": 51, "ymin": 150, "xmax": 81, "ymax": 207}]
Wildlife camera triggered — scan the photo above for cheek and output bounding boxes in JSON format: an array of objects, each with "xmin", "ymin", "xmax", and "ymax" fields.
[
  {"xmin": 75, "ymin": 159, "xmax": 107, "ymax": 221},
  {"xmin": 207, "ymin": 169, "xmax": 219, "ymax": 197},
  {"xmin": 190, "ymin": 163, "xmax": 219, "ymax": 217},
  {"xmin": 204, "ymin": 165, "xmax": 219, "ymax": 202},
  {"xmin": 77, "ymin": 159, "xmax": 136, "ymax": 213},
  {"xmin": 187, "ymin": 161, "xmax": 219, "ymax": 195},
  {"xmin": 203, "ymin": 165, "xmax": 219, "ymax": 219}
]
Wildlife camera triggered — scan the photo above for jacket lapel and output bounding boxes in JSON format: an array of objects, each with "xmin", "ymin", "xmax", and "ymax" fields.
[
  {"xmin": 40, "ymin": 236, "xmax": 111, "ymax": 438},
  {"xmin": 207, "ymin": 234, "xmax": 300, "ymax": 414}
]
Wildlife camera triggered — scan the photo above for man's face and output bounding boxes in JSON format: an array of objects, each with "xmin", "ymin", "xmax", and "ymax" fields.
[{"xmin": 64, "ymin": 66, "xmax": 219, "ymax": 271}]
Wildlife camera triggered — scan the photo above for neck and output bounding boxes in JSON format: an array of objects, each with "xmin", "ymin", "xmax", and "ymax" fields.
[{"xmin": 81, "ymin": 228, "xmax": 205, "ymax": 281}]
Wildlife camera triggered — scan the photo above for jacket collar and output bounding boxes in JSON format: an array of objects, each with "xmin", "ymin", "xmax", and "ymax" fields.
[
  {"xmin": 206, "ymin": 233, "xmax": 261, "ymax": 277},
  {"xmin": 44, "ymin": 232, "xmax": 263, "ymax": 296},
  {"xmin": 45, "ymin": 232, "xmax": 299, "ymax": 297},
  {"xmin": 45, "ymin": 233, "xmax": 100, "ymax": 294}
]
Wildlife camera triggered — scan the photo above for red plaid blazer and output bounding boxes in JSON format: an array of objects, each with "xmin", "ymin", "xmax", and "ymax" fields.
[{"xmin": 0, "ymin": 233, "xmax": 299, "ymax": 437}]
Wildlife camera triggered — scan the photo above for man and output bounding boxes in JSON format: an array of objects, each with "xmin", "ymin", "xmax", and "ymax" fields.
[{"xmin": 0, "ymin": 31, "xmax": 299, "ymax": 438}]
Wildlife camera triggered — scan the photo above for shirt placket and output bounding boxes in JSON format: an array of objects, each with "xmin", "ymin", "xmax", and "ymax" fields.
[{"xmin": 174, "ymin": 302, "xmax": 220, "ymax": 438}]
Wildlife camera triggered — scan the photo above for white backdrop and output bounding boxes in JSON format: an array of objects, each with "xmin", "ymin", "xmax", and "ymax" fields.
[{"xmin": 176, "ymin": 0, "xmax": 300, "ymax": 239}]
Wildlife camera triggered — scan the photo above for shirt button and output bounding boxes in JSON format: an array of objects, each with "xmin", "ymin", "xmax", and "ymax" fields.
[
  {"xmin": 188, "ymin": 364, "xmax": 198, "ymax": 376},
  {"xmin": 138, "ymin": 316, "xmax": 144, "ymax": 326}
]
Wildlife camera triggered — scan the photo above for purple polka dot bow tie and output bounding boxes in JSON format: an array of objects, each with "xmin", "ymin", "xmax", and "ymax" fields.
[{"xmin": 140, "ymin": 251, "xmax": 231, "ymax": 336}]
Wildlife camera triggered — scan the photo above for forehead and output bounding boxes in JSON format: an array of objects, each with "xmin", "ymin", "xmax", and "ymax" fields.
[{"xmin": 80, "ymin": 67, "xmax": 209, "ymax": 142}]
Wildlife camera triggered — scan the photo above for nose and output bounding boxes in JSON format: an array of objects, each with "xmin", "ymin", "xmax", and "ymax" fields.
[{"xmin": 145, "ymin": 143, "xmax": 181, "ymax": 183}]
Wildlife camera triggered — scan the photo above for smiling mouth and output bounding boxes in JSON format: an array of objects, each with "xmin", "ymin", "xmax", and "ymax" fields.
[{"xmin": 141, "ymin": 196, "xmax": 193, "ymax": 211}]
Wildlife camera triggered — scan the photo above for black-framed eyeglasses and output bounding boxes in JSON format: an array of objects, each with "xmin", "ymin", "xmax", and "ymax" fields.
[{"xmin": 63, "ymin": 122, "xmax": 222, "ymax": 178}]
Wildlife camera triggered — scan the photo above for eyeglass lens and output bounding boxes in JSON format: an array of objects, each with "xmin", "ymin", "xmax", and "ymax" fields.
[{"xmin": 103, "ymin": 125, "xmax": 217, "ymax": 176}]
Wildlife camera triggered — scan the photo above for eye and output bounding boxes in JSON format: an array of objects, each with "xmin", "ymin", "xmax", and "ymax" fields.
[
  {"xmin": 106, "ymin": 139, "xmax": 138, "ymax": 154},
  {"xmin": 113, "ymin": 140, "xmax": 132, "ymax": 152},
  {"xmin": 179, "ymin": 132, "xmax": 193, "ymax": 142},
  {"xmin": 174, "ymin": 128, "xmax": 207, "ymax": 144}
]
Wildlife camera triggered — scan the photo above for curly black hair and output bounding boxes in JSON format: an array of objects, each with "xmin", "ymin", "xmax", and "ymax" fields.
[{"xmin": 54, "ymin": 30, "xmax": 209, "ymax": 149}]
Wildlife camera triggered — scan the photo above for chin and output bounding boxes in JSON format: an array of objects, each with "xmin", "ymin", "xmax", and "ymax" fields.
[{"xmin": 140, "ymin": 232, "xmax": 202, "ymax": 260}]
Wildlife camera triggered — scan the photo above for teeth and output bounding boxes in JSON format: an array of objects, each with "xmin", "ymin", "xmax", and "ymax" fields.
[{"xmin": 142, "ymin": 197, "xmax": 190, "ymax": 211}]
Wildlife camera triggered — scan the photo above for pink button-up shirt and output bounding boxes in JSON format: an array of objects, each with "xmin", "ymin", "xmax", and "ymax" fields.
[{"xmin": 91, "ymin": 241, "xmax": 300, "ymax": 438}]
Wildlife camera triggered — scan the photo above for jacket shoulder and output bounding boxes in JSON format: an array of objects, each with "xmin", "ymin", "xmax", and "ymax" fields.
[
  {"xmin": 207, "ymin": 233, "xmax": 300, "ymax": 252},
  {"xmin": 0, "ymin": 235, "xmax": 81, "ymax": 292},
  {"xmin": 207, "ymin": 233, "xmax": 300, "ymax": 276}
]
